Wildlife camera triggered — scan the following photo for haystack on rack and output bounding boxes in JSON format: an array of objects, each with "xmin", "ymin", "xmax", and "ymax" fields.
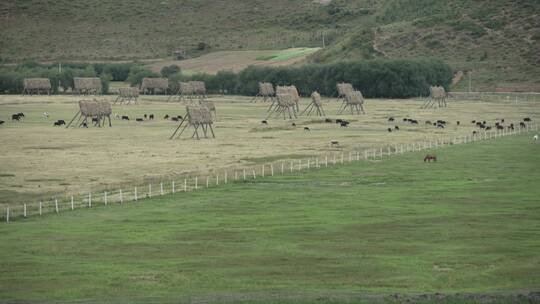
[
  {"xmin": 114, "ymin": 87, "xmax": 139, "ymax": 104},
  {"xmin": 73, "ymin": 77, "xmax": 102, "ymax": 95},
  {"xmin": 336, "ymin": 83, "xmax": 354, "ymax": 102},
  {"xmin": 169, "ymin": 105, "xmax": 215, "ymax": 140},
  {"xmin": 300, "ymin": 91, "xmax": 326, "ymax": 117},
  {"xmin": 337, "ymin": 90, "xmax": 365, "ymax": 115},
  {"xmin": 66, "ymin": 99, "xmax": 112, "ymax": 128},
  {"xmin": 250, "ymin": 82, "xmax": 275, "ymax": 103},
  {"xmin": 269, "ymin": 85, "xmax": 300, "ymax": 113},
  {"xmin": 421, "ymin": 86, "xmax": 447, "ymax": 109},
  {"xmin": 199, "ymin": 100, "xmax": 216, "ymax": 119},
  {"xmin": 140, "ymin": 78, "xmax": 169, "ymax": 95},
  {"xmin": 266, "ymin": 93, "xmax": 297, "ymax": 120},
  {"xmin": 168, "ymin": 81, "xmax": 206, "ymax": 102},
  {"xmin": 22, "ymin": 78, "xmax": 52, "ymax": 95}
]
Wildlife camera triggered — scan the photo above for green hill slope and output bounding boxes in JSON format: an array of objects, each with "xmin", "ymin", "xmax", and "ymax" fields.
[{"xmin": 1, "ymin": 0, "xmax": 539, "ymax": 90}]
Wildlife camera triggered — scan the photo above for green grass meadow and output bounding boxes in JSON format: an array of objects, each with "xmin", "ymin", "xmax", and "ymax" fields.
[{"xmin": 1, "ymin": 134, "xmax": 539, "ymax": 303}]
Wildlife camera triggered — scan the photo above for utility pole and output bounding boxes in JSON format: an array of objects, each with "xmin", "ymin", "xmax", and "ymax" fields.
[
  {"xmin": 322, "ymin": 32, "xmax": 325, "ymax": 48},
  {"xmin": 58, "ymin": 62, "xmax": 62, "ymax": 92},
  {"xmin": 468, "ymin": 70, "xmax": 472, "ymax": 92}
]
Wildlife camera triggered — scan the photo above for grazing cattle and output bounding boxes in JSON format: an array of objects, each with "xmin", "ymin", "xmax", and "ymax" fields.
[
  {"xmin": 534, "ymin": 134, "xmax": 538, "ymax": 143},
  {"xmin": 92, "ymin": 117, "xmax": 99, "ymax": 125},
  {"xmin": 433, "ymin": 122, "xmax": 437, "ymax": 126},
  {"xmin": 425, "ymin": 120, "xmax": 432, "ymax": 125},
  {"xmin": 136, "ymin": 118, "xmax": 144, "ymax": 122},
  {"xmin": 520, "ymin": 122, "xmax": 526, "ymax": 128},
  {"xmin": 495, "ymin": 122, "xmax": 500, "ymax": 127},
  {"xmin": 509, "ymin": 123, "xmax": 515, "ymax": 130},
  {"xmin": 424, "ymin": 155, "xmax": 437, "ymax": 162},
  {"xmin": 437, "ymin": 124, "xmax": 445, "ymax": 129},
  {"xmin": 479, "ymin": 124, "xmax": 486, "ymax": 129},
  {"xmin": 121, "ymin": 115, "xmax": 129, "ymax": 120},
  {"xmin": 471, "ymin": 120, "xmax": 476, "ymax": 124},
  {"xmin": 0, "ymin": 120, "xmax": 4, "ymax": 125},
  {"xmin": 82, "ymin": 122, "xmax": 88, "ymax": 128},
  {"xmin": 387, "ymin": 128, "xmax": 392, "ymax": 132},
  {"xmin": 388, "ymin": 117, "xmax": 394, "ymax": 122},
  {"xmin": 330, "ymin": 140, "xmax": 339, "ymax": 146},
  {"xmin": 304, "ymin": 127, "xmax": 310, "ymax": 131},
  {"xmin": 16, "ymin": 112, "xmax": 25, "ymax": 118},
  {"xmin": 177, "ymin": 115, "xmax": 183, "ymax": 119},
  {"xmin": 472, "ymin": 131, "xmax": 478, "ymax": 135},
  {"xmin": 144, "ymin": 114, "xmax": 147, "ymax": 119},
  {"xmin": 115, "ymin": 114, "xmax": 120, "ymax": 119},
  {"xmin": 171, "ymin": 117, "xmax": 179, "ymax": 122},
  {"xmin": 403, "ymin": 118, "xmax": 408, "ymax": 122},
  {"xmin": 410, "ymin": 120, "xmax": 418, "ymax": 125},
  {"xmin": 501, "ymin": 119, "xmax": 505, "ymax": 123},
  {"xmin": 325, "ymin": 118, "xmax": 333, "ymax": 123},
  {"xmin": 261, "ymin": 120, "xmax": 268, "ymax": 125},
  {"xmin": 164, "ymin": 114, "xmax": 170, "ymax": 120},
  {"xmin": 149, "ymin": 114, "xmax": 154, "ymax": 120},
  {"xmin": 456, "ymin": 121, "xmax": 460, "ymax": 126},
  {"xmin": 340, "ymin": 121, "xmax": 349, "ymax": 127},
  {"xmin": 485, "ymin": 126, "xmax": 492, "ymax": 131},
  {"xmin": 53, "ymin": 120, "xmax": 66, "ymax": 126},
  {"xmin": 524, "ymin": 117, "xmax": 531, "ymax": 122},
  {"xmin": 53, "ymin": 121, "xmax": 63, "ymax": 126},
  {"xmin": 483, "ymin": 121, "xmax": 486, "ymax": 125},
  {"xmin": 496, "ymin": 125, "xmax": 504, "ymax": 130},
  {"xmin": 476, "ymin": 122, "xmax": 482, "ymax": 126},
  {"xmin": 11, "ymin": 114, "xmax": 21, "ymax": 121},
  {"xmin": 291, "ymin": 122, "xmax": 296, "ymax": 127},
  {"xmin": 335, "ymin": 119, "xmax": 343, "ymax": 124},
  {"xmin": 394, "ymin": 126, "xmax": 399, "ymax": 130},
  {"xmin": 42, "ymin": 112, "xmax": 49, "ymax": 119},
  {"xmin": 436, "ymin": 120, "xmax": 446, "ymax": 125}
]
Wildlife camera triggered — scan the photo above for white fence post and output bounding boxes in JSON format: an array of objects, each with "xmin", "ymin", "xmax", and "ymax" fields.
[
  {"xmin": 298, "ymin": 159, "xmax": 302, "ymax": 171},
  {"xmin": 364, "ymin": 150, "xmax": 368, "ymax": 160},
  {"xmin": 243, "ymin": 169, "xmax": 246, "ymax": 180},
  {"xmin": 356, "ymin": 151, "xmax": 360, "ymax": 161},
  {"xmin": 252, "ymin": 169, "xmax": 256, "ymax": 179},
  {"xmin": 149, "ymin": 184, "xmax": 152, "ymax": 198},
  {"xmin": 195, "ymin": 177, "xmax": 198, "ymax": 190},
  {"xmin": 184, "ymin": 179, "xmax": 187, "ymax": 192},
  {"xmin": 104, "ymin": 191, "xmax": 108, "ymax": 205},
  {"xmin": 325, "ymin": 155, "xmax": 328, "ymax": 167},
  {"xmin": 134, "ymin": 187, "xmax": 138, "ymax": 201},
  {"xmin": 271, "ymin": 164, "xmax": 274, "ymax": 176},
  {"xmin": 172, "ymin": 181, "xmax": 175, "ymax": 194},
  {"xmin": 290, "ymin": 161, "xmax": 293, "ymax": 173},
  {"xmin": 71, "ymin": 195, "xmax": 74, "ymax": 210},
  {"xmin": 6, "ymin": 207, "xmax": 9, "ymax": 223},
  {"xmin": 206, "ymin": 176, "xmax": 209, "ymax": 188},
  {"xmin": 225, "ymin": 171, "xmax": 228, "ymax": 183},
  {"xmin": 281, "ymin": 162, "xmax": 285, "ymax": 174},
  {"xmin": 39, "ymin": 201, "xmax": 42, "ymax": 215},
  {"xmin": 262, "ymin": 165, "xmax": 265, "ymax": 177},
  {"xmin": 160, "ymin": 182, "xmax": 164, "ymax": 195},
  {"xmin": 89, "ymin": 193, "xmax": 92, "ymax": 207},
  {"xmin": 307, "ymin": 159, "xmax": 311, "ymax": 169},
  {"xmin": 23, "ymin": 203, "xmax": 27, "ymax": 218},
  {"xmin": 216, "ymin": 174, "xmax": 219, "ymax": 186},
  {"xmin": 55, "ymin": 198, "xmax": 59, "ymax": 213}
]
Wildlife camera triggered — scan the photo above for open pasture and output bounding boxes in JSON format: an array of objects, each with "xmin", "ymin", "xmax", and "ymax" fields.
[
  {"xmin": 0, "ymin": 94, "xmax": 537, "ymax": 206},
  {"xmin": 1, "ymin": 135, "xmax": 539, "ymax": 303}
]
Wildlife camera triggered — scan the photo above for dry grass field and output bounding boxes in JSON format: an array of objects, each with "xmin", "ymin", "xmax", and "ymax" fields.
[{"xmin": 0, "ymin": 94, "xmax": 537, "ymax": 206}]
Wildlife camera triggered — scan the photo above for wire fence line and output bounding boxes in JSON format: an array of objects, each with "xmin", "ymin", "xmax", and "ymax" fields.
[
  {"xmin": 2, "ymin": 123, "xmax": 538, "ymax": 223},
  {"xmin": 449, "ymin": 91, "xmax": 540, "ymax": 103}
]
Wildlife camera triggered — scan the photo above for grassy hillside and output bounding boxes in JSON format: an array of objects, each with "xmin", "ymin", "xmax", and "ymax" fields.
[
  {"xmin": 1, "ymin": 134, "xmax": 539, "ymax": 303},
  {"xmin": 1, "ymin": 0, "xmax": 539, "ymax": 90}
]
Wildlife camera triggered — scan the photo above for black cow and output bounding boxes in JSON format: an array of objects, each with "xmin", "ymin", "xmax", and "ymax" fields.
[
  {"xmin": 403, "ymin": 118, "xmax": 408, "ymax": 122},
  {"xmin": 524, "ymin": 117, "xmax": 531, "ymax": 122},
  {"xmin": 437, "ymin": 124, "xmax": 445, "ymax": 129},
  {"xmin": 144, "ymin": 114, "xmax": 147, "ymax": 119},
  {"xmin": 425, "ymin": 120, "xmax": 432, "ymax": 125},
  {"xmin": 11, "ymin": 114, "xmax": 21, "ymax": 121},
  {"xmin": 388, "ymin": 117, "xmax": 394, "ymax": 122},
  {"xmin": 496, "ymin": 125, "xmax": 504, "ymax": 130},
  {"xmin": 410, "ymin": 120, "xmax": 418, "ymax": 125},
  {"xmin": 292, "ymin": 123, "xmax": 296, "ymax": 127},
  {"xmin": 82, "ymin": 122, "xmax": 88, "ymax": 128},
  {"xmin": 485, "ymin": 126, "xmax": 492, "ymax": 131},
  {"xmin": 149, "ymin": 114, "xmax": 154, "ymax": 120},
  {"xmin": 394, "ymin": 126, "xmax": 399, "ymax": 130},
  {"xmin": 121, "ymin": 116, "xmax": 129, "ymax": 120},
  {"xmin": 171, "ymin": 117, "xmax": 179, "ymax": 122},
  {"xmin": 164, "ymin": 114, "xmax": 170, "ymax": 120},
  {"xmin": 471, "ymin": 120, "xmax": 476, "ymax": 124},
  {"xmin": 472, "ymin": 131, "xmax": 478, "ymax": 135},
  {"xmin": 53, "ymin": 120, "xmax": 66, "ymax": 126},
  {"xmin": 92, "ymin": 117, "xmax": 99, "ymax": 125},
  {"xmin": 304, "ymin": 127, "xmax": 310, "ymax": 131},
  {"xmin": 335, "ymin": 119, "xmax": 343, "ymax": 124},
  {"xmin": 261, "ymin": 120, "xmax": 268, "ymax": 125},
  {"xmin": 340, "ymin": 121, "xmax": 349, "ymax": 127},
  {"xmin": 0, "ymin": 120, "xmax": 4, "ymax": 125},
  {"xmin": 387, "ymin": 128, "xmax": 392, "ymax": 132},
  {"xmin": 177, "ymin": 115, "xmax": 183, "ymax": 119},
  {"xmin": 16, "ymin": 112, "xmax": 25, "ymax": 117},
  {"xmin": 456, "ymin": 121, "xmax": 460, "ymax": 126},
  {"xmin": 136, "ymin": 118, "xmax": 144, "ymax": 122},
  {"xmin": 520, "ymin": 122, "xmax": 526, "ymax": 128},
  {"xmin": 325, "ymin": 118, "xmax": 333, "ymax": 123}
]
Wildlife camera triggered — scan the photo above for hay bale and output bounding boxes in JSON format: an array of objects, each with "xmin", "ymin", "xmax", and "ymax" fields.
[
  {"xmin": 259, "ymin": 82, "xmax": 274, "ymax": 96},
  {"xmin": 200, "ymin": 100, "xmax": 215, "ymax": 112},
  {"xmin": 311, "ymin": 91, "xmax": 322, "ymax": 106},
  {"xmin": 186, "ymin": 106, "xmax": 203, "ymax": 125},
  {"xmin": 118, "ymin": 87, "xmax": 139, "ymax": 98},
  {"xmin": 140, "ymin": 78, "xmax": 169, "ymax": 94},
  {"xmin": 199, "ymin": 107, "xmax": 213, "ymax": 124},
  {"xmin": 344, "ymin": 90, "xmax": 364, "ymax": 105},
  {"xmin": 79, "ymin": 100, "xmax": 99, "ymax": 116},
  {"xmin": 190, "ymin": 81, "xmax": 206, "ymax": 95},
  {"xmin": 179, "ymin": 82, "xmax": 194, "ymax": 95},
  {"xmin": 98, "ymin": 101, "xmax": 112, "ymax": 116},
  {"xmin": 23, "ymin": 78, "xmax": 52, "ymax": 90},
  {"xmin": 276, "ymin": 93, "xmax": 294, "ymax": 107},
  {"xmin": 337, "ymin": 83, "xmax": 354, "ymax": 96},
  {"xmin": 74, "ymin": 77, "xmax": 102, "ymax": 94}
]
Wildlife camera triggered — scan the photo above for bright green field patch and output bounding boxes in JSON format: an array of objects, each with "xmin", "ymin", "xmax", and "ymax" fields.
[
  {"xmin": 256, "ymin": 48, "xmax": 320, "ymax": 61},
  {"xmin": 1, "ymin": 135, "xmax": 539, "ymax": 303}
]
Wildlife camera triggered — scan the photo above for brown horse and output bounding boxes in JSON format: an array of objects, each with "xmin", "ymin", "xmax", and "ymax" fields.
[{"xmin": 424, "ymin": 155, "xmax": 437, "ymax": 162}]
